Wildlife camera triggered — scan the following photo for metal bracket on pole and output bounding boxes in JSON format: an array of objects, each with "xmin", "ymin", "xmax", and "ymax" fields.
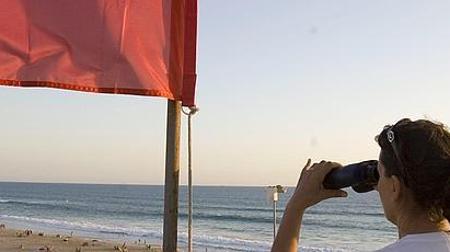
[{"xmin": 266, "ymin": 185, "xmax": 286, "ymax": 240}]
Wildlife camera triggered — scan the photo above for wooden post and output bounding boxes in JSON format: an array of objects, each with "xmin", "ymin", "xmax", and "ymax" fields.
[{"xmin": 163, "ymin": 100, "xmax": 182, "ymax": 252}]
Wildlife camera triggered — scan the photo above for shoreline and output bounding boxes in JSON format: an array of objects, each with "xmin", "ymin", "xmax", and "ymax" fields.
[{"xmin": 0, "ymin": 226, "xmax": 161, "ymax": 251}]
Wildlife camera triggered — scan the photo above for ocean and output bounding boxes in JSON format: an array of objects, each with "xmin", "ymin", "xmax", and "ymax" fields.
[{"xmin": 0, "ymin": 182, "xmax": 398, "ymax": 251}]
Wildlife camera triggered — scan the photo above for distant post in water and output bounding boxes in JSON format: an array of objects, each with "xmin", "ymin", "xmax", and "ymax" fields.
[
  {"xmin": 266, "ymin": 185, "xmax": 286, "ymax": 240},
  {"xmin": 163, "ymin": 100, "xmax": 182, "ymax": 251}
]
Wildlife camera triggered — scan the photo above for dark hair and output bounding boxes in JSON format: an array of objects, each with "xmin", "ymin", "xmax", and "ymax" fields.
[{"xmin": 377, "ymin": 118, "xmax": 450, "ymax": 222}]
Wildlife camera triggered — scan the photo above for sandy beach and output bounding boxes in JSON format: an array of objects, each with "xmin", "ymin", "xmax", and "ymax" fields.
[{"xmin": 0, "ymin": 226, "xmax": 161, "ymax": 252}]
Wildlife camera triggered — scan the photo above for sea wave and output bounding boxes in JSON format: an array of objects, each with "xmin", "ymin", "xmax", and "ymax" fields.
[
  {"xmin": 0, "ymin": 198, "xmax": 386, "ymax": 232},
  {"xmin": 180, "ymin": 232, "xmax": 350, "ymax": 252},
  {"xmin": 188, "ymin": 204, "xmax": 384, "ymax": 220},
  {"xmin": 0, "ymin": 214, "xmax": 351, "ymax": 251},
  {"xmin": 0, "ymin": 198, "xmax": 162, "ymax": 218},
  {"xmin": 0, "ymin": 214, "xmax": 160, "ymax": 238},
  {"xmin": 0, "ymin": 198, "xmax": 61, "ymax": 206},
  {"xmin": 0, "ymin": 198, "xmax": 383, "ymax": 220}
]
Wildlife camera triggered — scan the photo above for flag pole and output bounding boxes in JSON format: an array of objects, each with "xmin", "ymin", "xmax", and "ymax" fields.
[
  {"xmin": 163, "ymin": 99, "xmax": 182, "ymax": 252},
  {"xmin": 183, "ymin": 106, "xmax": 199, "ymax": 252}
]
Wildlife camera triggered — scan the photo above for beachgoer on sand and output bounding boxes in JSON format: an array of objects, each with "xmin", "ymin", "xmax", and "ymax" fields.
[{"xmin": 272, "ymin": 118, "xmax": 450, "ymax": 252}]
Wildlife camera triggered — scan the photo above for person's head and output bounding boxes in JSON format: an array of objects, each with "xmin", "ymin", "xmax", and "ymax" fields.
[{"xmin": 375, "ymin": 118, "xmax": 450, "ymax": 227}]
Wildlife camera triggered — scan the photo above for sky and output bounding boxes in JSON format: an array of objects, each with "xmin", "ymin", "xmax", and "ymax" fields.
[{"xmin": 1, "ymin": 0, "xmax": 450, "ymax": 186}]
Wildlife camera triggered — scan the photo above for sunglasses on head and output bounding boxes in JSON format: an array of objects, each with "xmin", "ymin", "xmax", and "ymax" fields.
[{"xmin": 376, "ymin": 124, "xmax": 409, "ymax": 186}]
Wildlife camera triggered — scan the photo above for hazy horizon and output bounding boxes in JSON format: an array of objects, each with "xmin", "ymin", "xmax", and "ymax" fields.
[
  {"xmin": 1, "ymin": 0, "xmax": 450, "ymax": 186},
  {"xmin": 0, "ymin": 180, "xmax": 282, "ymax": 187}
]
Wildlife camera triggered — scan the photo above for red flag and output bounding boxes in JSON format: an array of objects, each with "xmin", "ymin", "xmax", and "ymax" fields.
[{"xmin": 0, "ymin": 0, "xmax": 197, "ymax": 106}]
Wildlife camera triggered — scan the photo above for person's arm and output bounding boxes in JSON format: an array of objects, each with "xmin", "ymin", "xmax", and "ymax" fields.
[
  {"xmin": 271, "ymin": 160, "xmax": 348, "ymax": 252},
  {"xmin": 271, "ymin": 202, "xmax": 305, "ymax": 251}
]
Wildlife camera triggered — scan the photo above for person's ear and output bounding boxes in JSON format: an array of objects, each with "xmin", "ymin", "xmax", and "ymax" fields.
[{"xmin": 391, "ymin": 175, "xmax": 403, "ymax": 201}]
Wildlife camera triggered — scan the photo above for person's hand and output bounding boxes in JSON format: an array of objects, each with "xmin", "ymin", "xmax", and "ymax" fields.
[{"xmin": 287, "ymin": 159, "xmax": 348, "ymax": 211}]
